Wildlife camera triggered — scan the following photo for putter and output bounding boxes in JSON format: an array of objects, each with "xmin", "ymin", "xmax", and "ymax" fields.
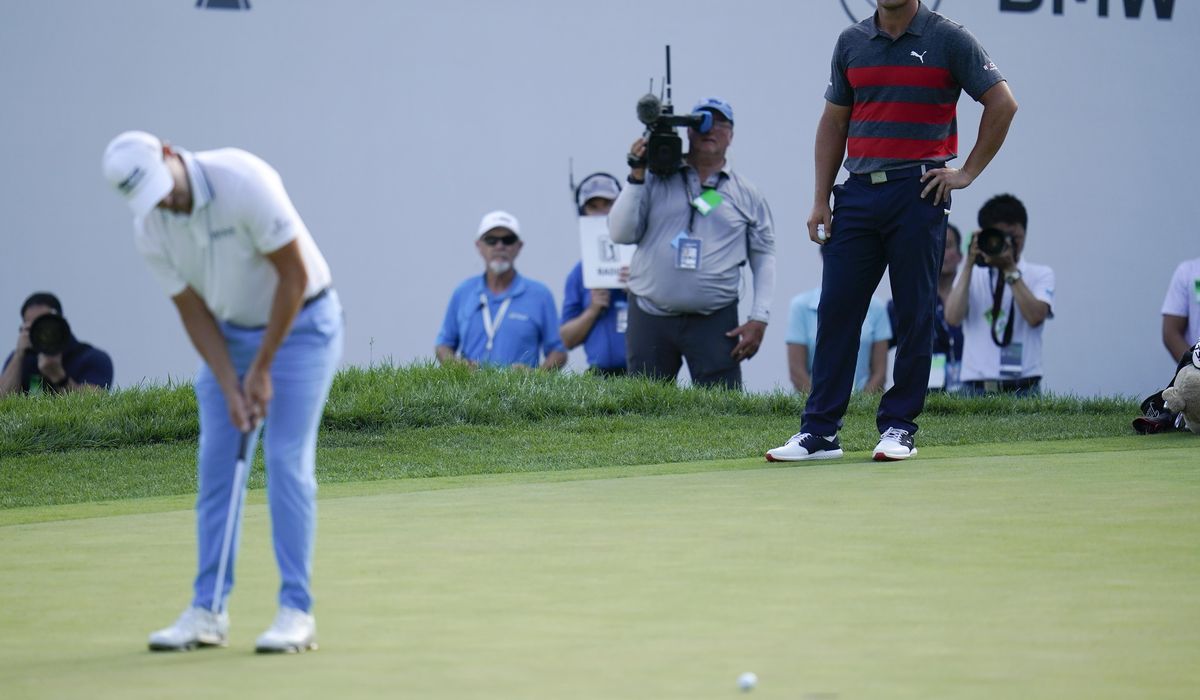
[{"xmin": 211, "ymin": 428, "xmax": 254, "ymax": 615}]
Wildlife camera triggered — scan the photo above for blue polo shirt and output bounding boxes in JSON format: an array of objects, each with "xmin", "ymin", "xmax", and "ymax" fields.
[
  {"xmin": 436, "ymin": 272, "xmax": 565, "ymax": 367},
  {"xmin": 561, "ymin": 261, "xmax": 627, "ymax": 371},
  {"xmin": 786, "ymin": 289, "xmax": 891, "ymax": 392}
]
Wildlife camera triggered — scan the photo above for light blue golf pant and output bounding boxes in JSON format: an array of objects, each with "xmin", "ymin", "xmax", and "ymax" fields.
[{"xmin": 191, "ymin": 291, "xmax": 343, "ymax": 614}]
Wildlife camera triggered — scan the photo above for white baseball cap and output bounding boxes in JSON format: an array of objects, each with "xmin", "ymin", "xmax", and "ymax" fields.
[
  {"xmin": 102, "ymin": 131, "xmax": 174, "ymax": 217},
  {"xmin": 476, "ymin": 210, "xmax": 521, "ymax": 239}
]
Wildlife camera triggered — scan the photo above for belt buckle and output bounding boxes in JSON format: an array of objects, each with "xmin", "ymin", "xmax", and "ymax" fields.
[{"xmin": 869, "ymin": 171, "xmax": 887, "ymax": 185}]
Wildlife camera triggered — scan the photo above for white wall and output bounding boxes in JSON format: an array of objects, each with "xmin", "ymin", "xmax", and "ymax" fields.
[{"xmin": 0, "ymin": 0, "xmax": 1195, "ymax": 397}]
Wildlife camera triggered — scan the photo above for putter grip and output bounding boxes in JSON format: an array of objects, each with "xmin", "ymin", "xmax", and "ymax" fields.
[{"xmin": 237, "ymin": 431, "xmax": 251, "ymax": 462}]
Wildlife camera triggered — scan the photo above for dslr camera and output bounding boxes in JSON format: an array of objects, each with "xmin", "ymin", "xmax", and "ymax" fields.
[
  {"xmin": 973, "ymin": 227, "xmax": 1014, "ymax": 267},
  {"xmin": 629, "ymin": 46, "xmax": 714, "ymax": 177},
  {"xmin": 29, "ymin": 314, "xmax": 71, "ymax": 355}
]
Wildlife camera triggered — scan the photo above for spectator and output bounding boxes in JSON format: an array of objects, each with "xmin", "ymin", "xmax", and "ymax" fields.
[
  {"xmin": 887, "ymin": 223, "xmax": 965, "ymax": 391},
  {"xmin": 609, "ymin": 97, "xmax": 776, "ymax": 389},
  {"xmin": 103, "ymin": 130, "xmax": 342, "ymax": 653},
  {"xmin": 436, "ymin": 211, "xmax": 567, "ymax": 370},
  {"xmin": 0, "ymin": 292, "xmax": 113, "ymax": 397},
  {"xmin": 1161, "ymin": 255, "xmax": 1200, "ymax": 362},
  {"xmin": 788, "ymin": 291, "xmax": 890, "ymax": 394},
  {"xmin": 944, "ymin": 194, "xmax": 1054, "ymax": 395},
  {"xmin": 789, "ymin": 249, "xmax": 891, "ymax": 394},
  {"xmin": 560, "ymin": 173, "xmax": 628, "ymax": 376}
]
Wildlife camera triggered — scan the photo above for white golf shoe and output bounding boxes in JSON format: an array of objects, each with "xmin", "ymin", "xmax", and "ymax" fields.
[
  {"xmin": 765, "ymin": 432, "xmax": 844, "ymax": 462},
  {"xmin": 873, "ymin": 427, "xmax": 917, "ymax": 461},
  {"xmin": 148, "ymin": 607, "xmax": 229, "ymax": 651},
  {"xmin": 255, "ymin": 607, "xmax": 318, "ymax": 653}
]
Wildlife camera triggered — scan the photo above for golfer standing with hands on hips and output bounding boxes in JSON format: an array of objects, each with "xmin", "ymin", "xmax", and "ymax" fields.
[
  {"xmin": 103, "ymin": 131, "xmax": 343, "ymax": 653},
  {"xmin": 767, "ymin": 0, "xmax": 1017, "ymax": 462}
]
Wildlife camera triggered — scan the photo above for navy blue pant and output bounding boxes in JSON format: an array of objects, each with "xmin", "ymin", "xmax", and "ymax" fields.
[{"xmin": 801, "ymin": 174, "xmax": 948, "ymax": 436}]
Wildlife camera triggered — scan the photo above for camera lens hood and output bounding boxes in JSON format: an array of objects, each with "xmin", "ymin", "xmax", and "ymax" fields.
[{"xmin": 29, "ymin": 314, "xmax": 71, "ymax": 355}]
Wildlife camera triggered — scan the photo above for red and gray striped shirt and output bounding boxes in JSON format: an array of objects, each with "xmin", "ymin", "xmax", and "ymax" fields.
[{"xmin": 825, "ymin": 2, "xmax": 1005, "ymax": 174}]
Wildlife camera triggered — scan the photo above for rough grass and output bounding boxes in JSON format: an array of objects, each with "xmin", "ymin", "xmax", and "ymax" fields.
[
  {"xmin": 0, "ymin": 362, "xmax": 1138, "ymax": 457},
  {"xmin": 0, "ymin": 363, "xmax": 1155, "ymax": 510}
]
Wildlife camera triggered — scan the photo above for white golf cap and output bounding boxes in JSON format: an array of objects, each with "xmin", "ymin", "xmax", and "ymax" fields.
[
  {"xmin": 102, "ymin": 131, "xmax": 174, "ymax": 217},
  {"xmin": 476, "ymin": 210, "xmax": 520, "ymax": 239}
]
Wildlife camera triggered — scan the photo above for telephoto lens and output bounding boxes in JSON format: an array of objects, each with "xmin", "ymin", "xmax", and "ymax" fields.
[
  {"xmin": 974, "ymin": 228, "xmax": 1010, "ymax": 266},
  {"xmin": 29, "ymin": 314, "xmax": 71, "ymax": 355}
]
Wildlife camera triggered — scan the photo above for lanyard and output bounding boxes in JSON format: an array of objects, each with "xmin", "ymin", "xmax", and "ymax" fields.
[
  {"xmin": 681, "ymin": 169, "xmax": 725, "ymax": 233},
  {"xmin": 479, "ymin": 294, "xmax": 512, "ymax": 352}
]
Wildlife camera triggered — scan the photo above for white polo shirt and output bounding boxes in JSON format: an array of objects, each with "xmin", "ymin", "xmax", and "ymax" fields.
[
  {"xmin": 959, "ymin": 260, "xmax": 1055, "ymax": 381},
  {"xmin": 1161, "ymin": 257, "xmax": 1200, "ymax": 346},
  {"xmin": 134, "ymin": 148, "xmax": 332, "ymax": 327}
]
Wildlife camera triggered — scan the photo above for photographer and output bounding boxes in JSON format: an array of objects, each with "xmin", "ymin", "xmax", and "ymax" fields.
[
  {"xmin": 944, "ymin": 194, "xmax": 1054, "ymax": 395},
  {"xmin": 609, "ymin": 97, "xmax": 775, "ymax": 390},
  {"xmin": 0, "ymin": 292, "xmax": 113, "ymax": 397}
]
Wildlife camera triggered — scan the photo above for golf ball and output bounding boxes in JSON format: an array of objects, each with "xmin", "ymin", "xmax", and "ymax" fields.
[{"xmin": 737, "ymin": 672, "xmax": 758, "ymax": 691}]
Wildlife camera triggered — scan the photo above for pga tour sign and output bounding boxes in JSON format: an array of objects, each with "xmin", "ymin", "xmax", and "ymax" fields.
[{"xmin": 579, "ymin": 217, "xmax": 635, "ymax": 289}]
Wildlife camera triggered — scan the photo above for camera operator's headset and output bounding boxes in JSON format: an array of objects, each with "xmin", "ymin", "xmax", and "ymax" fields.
[{"xmin": 574, "ymin": 172, "xmax": 623, "ymax": 215}]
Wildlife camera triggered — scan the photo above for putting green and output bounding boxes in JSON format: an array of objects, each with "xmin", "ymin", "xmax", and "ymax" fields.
[{"xmin": 1, "ymin": 440, "xmax": 1197, "ymax": 699}]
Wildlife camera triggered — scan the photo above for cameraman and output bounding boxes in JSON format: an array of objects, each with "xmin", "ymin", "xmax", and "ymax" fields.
[
  {"xmin": 609, "ymin": 97, "xmax": 775, "ymax": 389},
  {"xmin": 0, "ymin": 292, "xmax": 113, "ymax": 396},
  {"xmin": 944, "ymin": 194, "xmax": 1054, "ymax": 395}
]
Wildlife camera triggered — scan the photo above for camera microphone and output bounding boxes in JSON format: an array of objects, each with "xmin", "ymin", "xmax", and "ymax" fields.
[{"xmin": 636, "ymin": 93, "xmax": 662, "ymax": 126}]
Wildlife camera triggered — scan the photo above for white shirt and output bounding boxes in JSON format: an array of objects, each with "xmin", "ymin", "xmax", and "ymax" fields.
[
  {"xmin": 959, "ymin": 260, "xmax": 1055, "ymax": 381},
  {"xmin": 134, "ymin": 148, "xmax": 332, "ymax": 327},
  {"xmin": 1161, "ymin": 257, "xmax": 1200, "ymax": 347}
]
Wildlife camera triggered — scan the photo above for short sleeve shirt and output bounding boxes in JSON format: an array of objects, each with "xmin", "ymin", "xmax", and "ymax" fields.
[
  {"xmin": 786, "ymin": 289, "xmax": 892, "ymax": 392},
  {"xmin": 959, "ymin": 260, "xmax": 1055, "ymax": 381},
  {"xmin": 1161, "ymin": 257, "xmax": 1200, "ymax": 347},
  {"xmin": 436, "ymin": 273, "xmax": 566, "ymax": 367},
  {"xmin": 825, "ymin": 2, "xmax": 1006, "ymax": 174},
  {"xmin": 561, "ymin": 261, "xmax": 627, "ymax": 370},
  {"xmin": 134, "ymin": 149, "xmax": 332, "ymax": 326}
]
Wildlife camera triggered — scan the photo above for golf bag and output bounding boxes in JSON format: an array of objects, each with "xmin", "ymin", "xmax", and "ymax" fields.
[{"xmin": 1132, "ymin": 339, "xmax": 1200, "ymax": 434}]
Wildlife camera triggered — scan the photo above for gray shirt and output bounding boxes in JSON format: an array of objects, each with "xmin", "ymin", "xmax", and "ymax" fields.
[{"xmin": 608, "ymin": 164, "xmax": 775, "ymax": 320}]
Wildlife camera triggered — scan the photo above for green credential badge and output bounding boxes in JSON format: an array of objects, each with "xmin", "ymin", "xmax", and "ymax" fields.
[
  {"xmin": 1193, "ymin": 277, "xmax": 1200, "ymax": 302},
  {"xmin": 691, "ymin": 189, "xmax": 724, "ymax": 216}
]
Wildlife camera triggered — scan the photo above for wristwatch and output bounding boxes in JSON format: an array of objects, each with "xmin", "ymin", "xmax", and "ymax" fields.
[{"xmin": 1004, "ymin": 269, "xmax": 1022, "ymax": 285}]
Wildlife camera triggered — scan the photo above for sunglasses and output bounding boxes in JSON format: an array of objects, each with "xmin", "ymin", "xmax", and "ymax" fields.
[{"xmin": 481, "ymin": 234, "xmax": 519, "ymax": 246}]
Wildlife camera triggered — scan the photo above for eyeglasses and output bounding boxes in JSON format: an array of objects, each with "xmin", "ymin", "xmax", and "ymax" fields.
[{"xmin": 481, "ymin": 234, "xmax": 519, "ymax": 246}]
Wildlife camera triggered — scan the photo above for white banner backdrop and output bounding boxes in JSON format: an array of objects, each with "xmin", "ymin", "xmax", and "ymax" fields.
[{"xmin": 0, "ymin": 0, "xmax": 1194, "ymax": 398}]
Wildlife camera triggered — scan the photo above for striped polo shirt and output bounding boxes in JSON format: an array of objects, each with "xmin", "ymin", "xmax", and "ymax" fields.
[{"xmin": 825, "ymin": 2, "xmax": 1005, "ymax": 174}]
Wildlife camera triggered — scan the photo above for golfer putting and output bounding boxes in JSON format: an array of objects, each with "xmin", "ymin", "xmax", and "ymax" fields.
[{"xmin": 103, "ymin": 131, "xmax": 343, "ymax": 653}]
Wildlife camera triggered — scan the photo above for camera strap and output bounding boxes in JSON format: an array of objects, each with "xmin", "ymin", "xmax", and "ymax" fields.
[{"xmin": 989, "ymin": 271, "xmax": 1015, "ymax": 348}]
